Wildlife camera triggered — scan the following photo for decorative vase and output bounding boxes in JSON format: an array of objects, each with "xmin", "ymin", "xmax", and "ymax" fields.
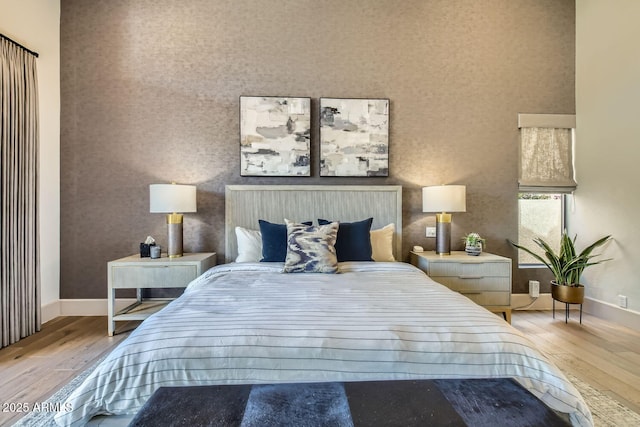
[
  {"xmin": 551, "ymin": 281, "xmax": 584, "ymax": 304},
  {"xmin": 465, "ymin": 244, "xmax": 482, "ymax": 256}
]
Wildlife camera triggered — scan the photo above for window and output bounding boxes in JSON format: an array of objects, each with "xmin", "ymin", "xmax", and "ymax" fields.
[
  {"xmin": 517, "ymin": 114, "xmax": 575, "ymax": 267},
  {"xmin": 517, "ymin": 193, "xmax": 564, "ymax": 266}
]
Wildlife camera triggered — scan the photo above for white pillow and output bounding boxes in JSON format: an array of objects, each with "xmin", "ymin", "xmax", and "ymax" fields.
[
  {"xmin": 370, "ymin": 223, "xmax": 395, "ymax": 262},
  {"xmin": 235, "ymin": 226, "xmax": 262, "ymax": 262}
]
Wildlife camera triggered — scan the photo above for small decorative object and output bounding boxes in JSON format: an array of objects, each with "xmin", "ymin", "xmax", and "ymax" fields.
[
  {"xmin": 150, "ymin": 183, "xmax": 197, "ymax": 258},
  {"xmin": 463, "ymin": 233, "xmax": 485, "ymax": 256},
  {"xmin": 240, "ymin": 96, "xmax": 311, "ymax": 176},
  {"xmin": 320, "ymin": 98, "xmax": 389, "ymax": 176},
  {"xmin": 150, "ymin": 245, "xmax": 161, "ymax": 259},
  {"xmin": 509, "ymin": 230, "xmax": 612, "ymax": 323},
  {"xmin": 139, "ymin": 236, "xmax": 156, "ymax": 258}
]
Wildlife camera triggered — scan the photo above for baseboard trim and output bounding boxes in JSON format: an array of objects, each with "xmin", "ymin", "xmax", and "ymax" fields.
[
  {"xmin": 511, "ymin": 293, "xmax": 554, "ymax": 310},
  {"xmin": 42, "ymin": 299, "xmax": 138, "ymax": 322},
  {"xmin": 46, "ymin": 296, "xmax": 561, "ymax": 316},
  {"xmin": 583, "ymin": 297, "xmax": 640, "ymax": 332},
  {"xmin": 510, "ymin": 294, "xmax": 640, "ymax": 331},
  {"xmin": 41, "ymin": 300, "xmax": 61, "ymax": 323},
  {"xmin": 43, "ymin": 296, "xmax": 640, "ymax": 332}
]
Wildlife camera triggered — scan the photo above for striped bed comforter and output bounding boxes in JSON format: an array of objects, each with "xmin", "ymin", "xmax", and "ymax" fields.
[{"xmin": 55, "ymin": 262, "xmax": 592, "ymax": 426}]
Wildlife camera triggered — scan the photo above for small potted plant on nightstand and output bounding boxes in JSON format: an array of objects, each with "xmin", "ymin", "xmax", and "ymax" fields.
[
  {"xmin": 463, "ymin": 233, "xmax": 485, "ymax": 256},
  {"xmin": 509, "ymin": 230, "xmax": 612, "ymax": 305}
]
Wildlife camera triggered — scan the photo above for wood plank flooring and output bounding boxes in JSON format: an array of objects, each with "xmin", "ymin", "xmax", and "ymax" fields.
[
  {"xmin": 511, "ymin": 310, "xmax": 640, "ymax": 415},
  {"xmin": 1, "ymin": 311, "xmax": 639, "ymax": 425},
  {"xmin": 0, "ymin": 316, "xmax": 134, "ymax": 426}
]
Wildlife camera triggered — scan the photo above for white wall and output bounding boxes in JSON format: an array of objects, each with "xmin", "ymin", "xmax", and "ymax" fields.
[
  {"xmin": 573, "ymin": 1, "xmax": 640, "ymax": 315},
  {"xmin": 0, "ymin": 0, "xmax": 61, "ymax": 318}
]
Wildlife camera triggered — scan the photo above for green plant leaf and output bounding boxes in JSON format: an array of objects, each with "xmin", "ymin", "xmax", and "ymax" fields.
[{"xmin": 508, "ymin": 231, "xmax": 612, "ymax": 286}]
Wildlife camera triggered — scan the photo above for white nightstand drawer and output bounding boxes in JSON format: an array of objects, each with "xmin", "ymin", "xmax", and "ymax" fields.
[
  {"xmin": 112, "ymin": 265, "xmax": 197, "ymax": 288},
  {"xmin": 429, "ymin": 262, "xmax": 509, "ymax": 278},
  {"xmin": 410, "ymin": 251, "xmax": 512, "ymax": 323},
  {"xmin": 461, "ymin": 291, "xmax": 511, "ymax": 306},
  {"xmin": 433, "ymin": 276, "xmax": 511, "ymax": 292}
]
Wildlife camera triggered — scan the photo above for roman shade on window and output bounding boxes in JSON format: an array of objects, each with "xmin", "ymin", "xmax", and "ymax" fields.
[
  {"xmin": 1, "ymin": 34, "xmax": 40, "ymax": 348},
  {"xmin": 518, "ymin": 114, "xmax": 577, "ymax": 193}
]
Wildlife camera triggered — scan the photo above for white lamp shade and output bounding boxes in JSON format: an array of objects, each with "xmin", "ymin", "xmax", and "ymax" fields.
[
  {"xmin": 149, "ymin": 184, "xmax": 197, "ymax": 213},
  {"xmin": 422, "ymin": 185, "xmax": 466, "ymax": 213}
]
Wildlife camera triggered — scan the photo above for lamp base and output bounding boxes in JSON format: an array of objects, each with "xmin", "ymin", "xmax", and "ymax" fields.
[
  {"xmin": 435, "ymin": 213, "xmax": 452, "ymax": 255},
  {"xmin": 166, "ymin": 214, "xmax": 184, "ymax": 258}
]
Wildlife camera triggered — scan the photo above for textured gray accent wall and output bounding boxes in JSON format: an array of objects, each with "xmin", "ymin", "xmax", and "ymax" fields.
[{"xmin": 60, "ymin": 0, "xmax": 575, "ymax": 298}]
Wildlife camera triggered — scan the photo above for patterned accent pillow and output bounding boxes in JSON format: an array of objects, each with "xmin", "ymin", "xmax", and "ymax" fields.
[{"xmin": 283, "ymin": 219, "xmax": 339, "ymax": 273}]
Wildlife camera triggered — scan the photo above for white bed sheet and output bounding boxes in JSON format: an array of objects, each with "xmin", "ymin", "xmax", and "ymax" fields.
[{"xmin": 55, "ymin": 262, "xmax": 592, "ymax": 426}]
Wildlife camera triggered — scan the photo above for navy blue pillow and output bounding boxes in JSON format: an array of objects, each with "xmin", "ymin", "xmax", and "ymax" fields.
[
  {"xmin": 259, "ymin": 219, "xmax": 312, "ymax": 262},
  {"xmin": 318, "ymin": 218, "xmax": 373, "ymax": 262}
]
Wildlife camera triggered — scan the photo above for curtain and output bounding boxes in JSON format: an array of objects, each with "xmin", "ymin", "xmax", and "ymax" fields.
[
  {"xmin": 0, "ymin": 36, "xmax": 40, "ymax": 348},
  {"xmin": 519, "ymin": 127, "xmax": 577, "ymax": 193}
]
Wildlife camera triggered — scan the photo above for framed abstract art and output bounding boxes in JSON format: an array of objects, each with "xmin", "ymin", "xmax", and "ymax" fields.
[
  {"xmin": 240, "ymin": 96, "xmax": 311, "ymax": 176},
  {"xmin": 319, "ymin": 98, "xmax": 389, "ymax": 177}
]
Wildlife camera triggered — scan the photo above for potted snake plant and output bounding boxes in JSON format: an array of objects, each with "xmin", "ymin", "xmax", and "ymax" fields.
[
  {"xmin": 462, "ymin": 233, "xmax": 485, "ymax": 256},
  {"xmin": 509, "ymin": 230, "xmax": 612, "ymax": 304}
]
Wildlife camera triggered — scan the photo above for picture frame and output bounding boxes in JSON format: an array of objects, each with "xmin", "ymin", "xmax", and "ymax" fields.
[
  {"xmin": 319, "ymin": 98, "xmax": 389, "ymax": 177},
  {"xmin": 239, "ymin": 96, "xmax": 311, "ymax": 176}
]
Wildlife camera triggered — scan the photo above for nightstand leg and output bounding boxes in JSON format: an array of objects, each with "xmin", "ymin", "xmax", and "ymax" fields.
[{"xmin": 108, "ymin": 286, "xmax": 115, "ymax": 336}]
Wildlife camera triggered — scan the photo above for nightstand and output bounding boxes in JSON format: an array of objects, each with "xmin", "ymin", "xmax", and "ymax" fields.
[
  {"xmin": 107, "ymin": 252, "xmax": 216, "ymax": 335},
  {"xmin": 410, "ymin": 251, "xmax": 512, "ymax": 323}
]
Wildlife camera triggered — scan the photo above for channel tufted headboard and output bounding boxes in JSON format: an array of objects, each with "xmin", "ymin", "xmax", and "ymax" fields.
[{"xmin": 224, "ymin": 185, "xmax": 403, "ymax": 263}]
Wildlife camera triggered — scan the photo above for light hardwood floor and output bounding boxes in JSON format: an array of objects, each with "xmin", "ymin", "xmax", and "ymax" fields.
[
  {"xmin": 512, "ymin": 310, "xmax": 640, "ymax": 415},
  {"xmin": 0, "ymin": 316, "xmax": 134, "ymax": 426},
  {"xmin": 1, "ymin": 312, "xmax": 639, "ymax": 425}
]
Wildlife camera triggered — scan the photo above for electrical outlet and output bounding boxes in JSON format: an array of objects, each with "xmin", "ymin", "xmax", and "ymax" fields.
[
  {"xmin": 426, "ymin": 227, "xmax": 436, "ymax": 238},
  {"xmin": 529, "ymin": 280, "xmax": 540, "ymax": 298},
  {"xmin": 618, "ymin": 295, "xmax": 628, "ymax": 308}
]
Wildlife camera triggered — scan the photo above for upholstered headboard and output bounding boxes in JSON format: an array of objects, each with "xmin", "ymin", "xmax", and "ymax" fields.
[{"xmin": 225, "ymin": 185, "xmax": 403, "ymax": 263}]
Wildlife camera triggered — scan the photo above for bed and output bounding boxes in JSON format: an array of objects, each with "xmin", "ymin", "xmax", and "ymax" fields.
[{"xmin": 55, "ymin": 185, "xmax": 593, "ymax": 427}]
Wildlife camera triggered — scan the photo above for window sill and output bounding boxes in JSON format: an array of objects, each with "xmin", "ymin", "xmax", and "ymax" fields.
[{"xmin": 517, "ymin": 264, "xmax": 547, "ymax": 269}]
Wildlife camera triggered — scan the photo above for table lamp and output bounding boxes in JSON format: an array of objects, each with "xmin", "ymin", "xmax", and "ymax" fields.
[
  {"xmin": 422, "ymin": 185, "xmax": 466, "ymax": 255},
  {"xmin": 149, "ymin": 183, "xmax": 197, "ymax": 258}
]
